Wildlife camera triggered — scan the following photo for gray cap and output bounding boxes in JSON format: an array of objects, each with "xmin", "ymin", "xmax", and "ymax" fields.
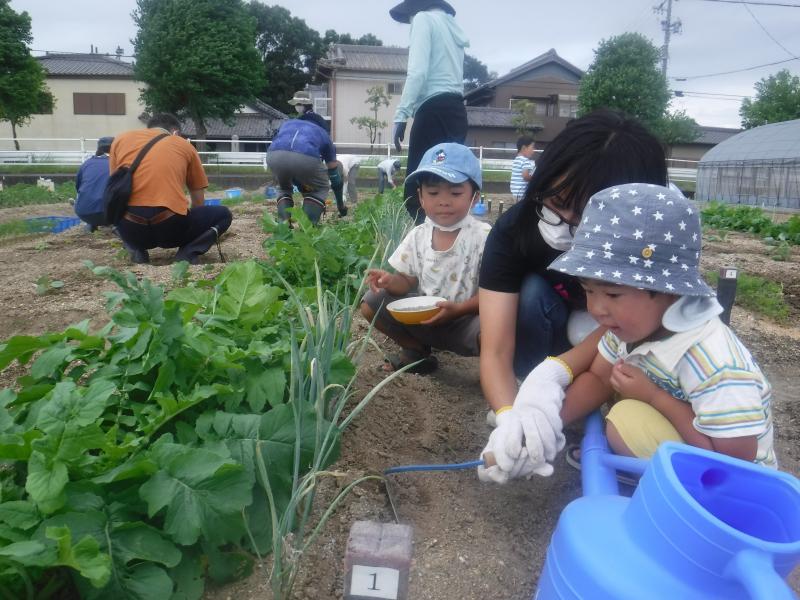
[{"xmin": 550, "ymin": 183, "xmax": 714, "ymax": 297}]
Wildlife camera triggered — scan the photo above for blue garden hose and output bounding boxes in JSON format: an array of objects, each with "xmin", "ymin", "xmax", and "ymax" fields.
[{"xmin": 384, "ymin": 459, "xmax": 485, "ymax": 475}]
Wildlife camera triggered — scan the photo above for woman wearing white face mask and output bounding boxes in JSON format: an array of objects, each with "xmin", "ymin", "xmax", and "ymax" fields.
[{"xmin": 478, "ymin": 109, "xmax": 668, "ymax": 421}]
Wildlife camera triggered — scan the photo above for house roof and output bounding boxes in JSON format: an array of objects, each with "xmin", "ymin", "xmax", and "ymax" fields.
[
  {"xmin": 37, "ymin": 53, "xmax": 136, "ymax": 78},
  {"xmin": 465, "ymin": 48, "xmax": 583, "ymax": 101},
  {"xmin": 695, "ymin": 126, "xmax": 741, "ymax": 146},
  {"xmin": 466, "ymin": 107, "xmax": 520, "ymax": 129},
  {"xmin": 318, "ymin": 44, "xmax": 408, "ymax": 74},
  {"xmin": 180, "ymin": 102, "xmax": 288, "ymax": 139}
]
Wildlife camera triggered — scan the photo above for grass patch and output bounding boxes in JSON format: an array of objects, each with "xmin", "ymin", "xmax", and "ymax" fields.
[
  {"xmin": 0, "ymin": 165, "xmax": 79, "ymax": 175},
  {"xmin": 0, "ymin": 182, "xmax": 76, "ymax": 208},
  {"xmin": 0, "ymin": 217, "xmax": 57, "ymax": 239},
  {"xmin": 707, "ymin": 271, "xmax": 789, "ymax": 322}
]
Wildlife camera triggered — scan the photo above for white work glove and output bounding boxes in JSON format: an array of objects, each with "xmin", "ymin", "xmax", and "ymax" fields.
[
  {"xmin": 515, "ymin": 358, "xmax": 572, "ymax": 465},
  {"xmin": 477, "ymin": 411, "xmax": 554, "ymax": 484}
]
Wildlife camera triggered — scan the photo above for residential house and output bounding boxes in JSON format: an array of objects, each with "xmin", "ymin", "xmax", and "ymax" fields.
[
  {"xmin": 316, "ymin": 44, "xmax": 407, "ymax": 148},
  {"xmin": 179, "ymin": 100, "xmax": 288, "ymax": 153},
  {"xmin": 463, "ymin": 48, "xmax": 583, "ymax": 150},
  {"xmin": 669, "ymin": 126, "xmax": 741, "ymax": 164},
  {"xmin": 1, "ymin": 52, "xmax": 146, "ymax": 151}
]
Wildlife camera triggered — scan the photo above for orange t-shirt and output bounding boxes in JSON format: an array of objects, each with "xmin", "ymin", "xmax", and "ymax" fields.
[{"xmin": 109, "ymin": 128, "xmax": 208, "ymax": 215}]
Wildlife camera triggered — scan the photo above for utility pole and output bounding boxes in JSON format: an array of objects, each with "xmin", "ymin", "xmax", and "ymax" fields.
[{"xmin": 654, "ymin": 0, "xmax": 682, "ymax": 76}]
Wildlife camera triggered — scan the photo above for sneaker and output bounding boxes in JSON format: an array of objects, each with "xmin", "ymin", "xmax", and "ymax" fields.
[{"xmin": 565, "ymin": 444, "xmax": 640, "ymax": 487}]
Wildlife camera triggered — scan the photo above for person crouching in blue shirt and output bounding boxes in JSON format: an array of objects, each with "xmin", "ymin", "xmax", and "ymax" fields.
[{"xmin": 74, "ymin": 136, "xmax": 113, "ymax": 231}]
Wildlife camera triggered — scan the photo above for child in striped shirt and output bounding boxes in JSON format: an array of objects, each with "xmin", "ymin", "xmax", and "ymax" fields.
[
  {"xmin": 480, "ymin": 183, "xmax": 774, "ymax": 483},
  {"xmin": 509, "ymin": 135, "xmax": 536, "ymax": 201}
]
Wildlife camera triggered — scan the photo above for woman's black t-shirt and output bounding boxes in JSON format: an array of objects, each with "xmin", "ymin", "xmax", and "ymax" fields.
[{"xmin": 479, "ymin": 201, "xmax": 585, "ymax": 308}]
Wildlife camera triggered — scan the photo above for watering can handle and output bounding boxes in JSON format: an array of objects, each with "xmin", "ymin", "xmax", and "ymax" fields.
[{"xmin": 725, "ymin": 549, "xmax": 796, "ymax": 600}]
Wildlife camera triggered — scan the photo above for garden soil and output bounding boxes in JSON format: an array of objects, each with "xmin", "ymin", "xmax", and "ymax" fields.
[{"xmin": 0, "ymin": 198, "xmax": 798, "ymax": 600}]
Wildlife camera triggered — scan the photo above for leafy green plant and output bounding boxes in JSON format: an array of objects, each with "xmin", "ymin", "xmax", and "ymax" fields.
[
  {"xmin": 34, "ymin": 276, "xmax": 64, "ymax": 296},
  {"xmin": 701, "ymin": 203, "xmax": 800, "ymax": 245},
  {"xmin": 707, "ymin": 270, "xmax": 789, "ymax": 322}
]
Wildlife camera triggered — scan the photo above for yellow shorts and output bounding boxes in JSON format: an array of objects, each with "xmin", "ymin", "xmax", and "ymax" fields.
[{"xmin": 606, "ymin": 399, "xmax": 684, "ymax": 458}]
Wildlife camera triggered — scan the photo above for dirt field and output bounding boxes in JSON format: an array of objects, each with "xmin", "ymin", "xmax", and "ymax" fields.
[{"xmin": 1, "ymin": 198, "xmax": 798, "ymax": 600}]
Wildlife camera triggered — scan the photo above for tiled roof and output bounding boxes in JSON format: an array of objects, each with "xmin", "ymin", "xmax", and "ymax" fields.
[
  {"xmin": 37, "ymin": 53, "xmax": 136, "ymax": 77},
  {"xmin": 465, "ymin": 49, "xmax": 583, "ymax": 100},
  {"xmin": 250, "ymin": 99, "xmax": 289, "ymax": 121},
  {"xmin": 319, "ymin": 44, "xmax": 408, "ymax": 73},
  {"xmin": 180, "ymin": 112, "xmax": 287, "ymax": 139},
  {"xmin": 466, "ymin": 107, "xmax": 519, "ymax": 129},
  {"xmin": 695, "ymin": 126, "xmax": 741, "ymax": 145}
]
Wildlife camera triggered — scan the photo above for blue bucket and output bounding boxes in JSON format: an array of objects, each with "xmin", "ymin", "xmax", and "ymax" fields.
[
  {"xmin": 265, "ymin": 186, "xmax": 277, "ymax": 199},
  {"xmin": 224, "ymin": 188, "xmax": 242, "ymax": 199},
  {"xmin": 25, "ymin": 216, "xmax": 82, "ymax": 233},
  {"xmin": 205, "ymin": 198, "xmax": 221, "ymax": 206}
]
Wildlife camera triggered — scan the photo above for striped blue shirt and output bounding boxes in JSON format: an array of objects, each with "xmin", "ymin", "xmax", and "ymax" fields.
[
  {"xmin": 598, "ymin": 317, "xmax": 776, "ymax": 468},
  {"xmin": 510, "ymin": 155, "xmax": 535, "ymax": 200}
]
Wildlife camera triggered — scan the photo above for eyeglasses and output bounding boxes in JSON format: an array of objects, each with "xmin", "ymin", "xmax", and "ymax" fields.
[{"xmin": 534, "ymin": 202, "xmax": 579, "ymax": 235}]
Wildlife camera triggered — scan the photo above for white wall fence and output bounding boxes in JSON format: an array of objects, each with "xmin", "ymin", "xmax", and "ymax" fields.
[{"xmin": 0, "ymin": 137, "xmax": 698, "ymax": 182}]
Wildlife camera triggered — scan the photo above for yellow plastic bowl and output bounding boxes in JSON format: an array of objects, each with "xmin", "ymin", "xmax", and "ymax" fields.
[{"xmin": 386, "ymin": 296, "xmax": 446, "ymax": 325}]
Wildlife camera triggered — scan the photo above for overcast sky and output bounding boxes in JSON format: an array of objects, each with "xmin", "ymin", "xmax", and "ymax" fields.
[{"xmin": 11, "ymin": 0, "xmax": 800, "ymax": 129}]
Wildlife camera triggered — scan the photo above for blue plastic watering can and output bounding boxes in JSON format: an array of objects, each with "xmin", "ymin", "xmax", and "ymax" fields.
[{"xmin": 535, "ymin": 412, "xmax": 800, "ymax": 599}]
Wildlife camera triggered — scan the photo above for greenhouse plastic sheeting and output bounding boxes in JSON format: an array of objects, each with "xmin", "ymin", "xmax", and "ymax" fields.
[{"xmin": 696, "ymin": 119, "xmax": 800, "ymax": 209}]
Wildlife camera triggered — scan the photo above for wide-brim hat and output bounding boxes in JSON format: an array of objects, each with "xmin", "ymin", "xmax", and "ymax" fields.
[
  {"xmin": 404, "ymin": 143, "xmax": 481, "ymax": 190},
  {"xmin": 390, "ymin": 0, "xmax": 455, "ymax": 23},
  {"xmin": 549, "ymin": 182, "xmax": 714, "ymax": 297},
  {"xmin": 287, "ymin": 91, "xmax": 313, "ymax": 106}
]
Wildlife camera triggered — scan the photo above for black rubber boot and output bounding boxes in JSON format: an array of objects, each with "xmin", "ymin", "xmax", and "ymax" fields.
[
  {"xmin": 174, "ymin": 226, "xmax": 219, "ymax": 265},
  {"xmin": 276, "ymin": 195, "xmax": 294, "ymax": 222},
  {"xmin": 122, "ymin": 239, "xmax": 149, "ymax": 264},
  {"xmin": 302, "ymin": 197, "xmax": 326, "ymax": 224}
]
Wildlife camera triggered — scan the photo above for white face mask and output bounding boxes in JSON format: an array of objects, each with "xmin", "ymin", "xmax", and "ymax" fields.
[
  {"xmin": 538, "ymin": 219, "xmax": 573, "ymax": 251},
  {"xmin": 425, "ymin": 214, "xmax": 473, "ymax": 232}
]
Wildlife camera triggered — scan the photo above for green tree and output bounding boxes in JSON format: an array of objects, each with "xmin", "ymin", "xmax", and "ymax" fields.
[
  {"xmin": 248, "ymin": 3, "xmax": 325, "ymax": 109},
  {"xmin": 654, "ymin": 109, "xmax": 700, "ymax": 156},
  {"xmin": 322, "ymin": 30, "xmax": 383, "ymax": 47},
  {"xmin": 463, "ymin": 54, "xmax": 494, "ymax": 92},
  {"xmin": 350, "ymin": 86, "xmax": 390, "ymax": 149},
  {"xmin": 133, "ymin": 0, "xmax": 264, "ymax": 144},
  {"xmin": 0, "ymin": 1, "xmax": 55, "ymax": 150},
  {"xmin": 510, "ymin": 99, "xmax": 542, "ymax": 136},
  {"xmin": 740, "ymin": 69, "xmax": 800, "ymax": 129},
  {"xmin": 578, "ymin": 32, "xmax": 670, "ymax": 133}
]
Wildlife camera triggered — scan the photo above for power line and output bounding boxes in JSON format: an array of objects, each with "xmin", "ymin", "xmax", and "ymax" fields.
[
  {"xmin": 691, "ymin": 0, "xmax": 800, "ymax": 7},
  {"xmin": 672, "ymin": 55, "xmax": 799, "ymax": 79},
  {"xmin": 742, "ymin": 3, "xmax": 798, "ymax": 58}
]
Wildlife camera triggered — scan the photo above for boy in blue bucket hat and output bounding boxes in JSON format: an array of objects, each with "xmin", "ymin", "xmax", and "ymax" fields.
[
  {"xmin": 479, "ymin": 183, "xmax": 775, "ymax": 483},
  {"xmin": 361, "ymin": 143, "xmax": 491, "ymax": 374}
]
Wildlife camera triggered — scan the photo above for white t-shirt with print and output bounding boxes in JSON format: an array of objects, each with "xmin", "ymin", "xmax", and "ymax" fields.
[{"xmin": 389, "ymin": 215, "xmax": 492, "ymax": 303}]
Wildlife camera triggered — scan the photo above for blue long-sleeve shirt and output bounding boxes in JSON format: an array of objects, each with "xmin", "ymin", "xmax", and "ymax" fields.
[
  {"xmin": 268, "ymin": 119, "xmax": 336, "ymax": 163},
  {"xmin": 74, "ymin": 154, "xmax": 110, "ymax": 216},
  {"xmin": 393, "ymin": 9, "xmax": 469, "ymax": 122}
]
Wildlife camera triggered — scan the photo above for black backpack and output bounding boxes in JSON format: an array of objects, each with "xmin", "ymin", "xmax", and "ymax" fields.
[{"xmin": 103, "ymin": 133, "xmax": 169, "ymax": 225}]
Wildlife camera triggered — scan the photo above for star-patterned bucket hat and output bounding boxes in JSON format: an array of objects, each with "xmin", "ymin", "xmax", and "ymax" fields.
[{"xmin": 550, "ymin": 182, "xmax": 714, "ymax": 297}]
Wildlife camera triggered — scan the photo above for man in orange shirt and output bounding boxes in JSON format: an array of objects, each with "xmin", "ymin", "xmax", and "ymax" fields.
[{"xmin": 111, "ymin": 113, "xmax": 232, "ymax": 264}]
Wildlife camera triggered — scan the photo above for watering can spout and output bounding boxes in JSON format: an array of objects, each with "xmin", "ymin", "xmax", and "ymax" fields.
[{"xmin": 725, "ymin": 549, "xmax": 798, "ymax": 600}]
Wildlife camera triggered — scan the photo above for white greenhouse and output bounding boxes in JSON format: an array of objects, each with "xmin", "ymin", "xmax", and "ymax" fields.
[{"xmin": 695, "ymin": 118, "xmax": 800, "ymax": 209}]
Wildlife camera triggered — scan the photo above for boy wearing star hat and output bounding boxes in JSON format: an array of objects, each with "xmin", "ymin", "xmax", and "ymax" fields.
[{"xmin": 480, "ymin": 183, "xmax": 775, "ymax": 483}]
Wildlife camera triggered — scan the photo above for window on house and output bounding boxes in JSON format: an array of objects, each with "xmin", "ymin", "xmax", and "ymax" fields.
[
  {"xmin": 510, "ymin": 98, "xmax": 549, "ymax": 116},
  {"xmin": 388, "ymin": 82, "xmax": 404, "ymax": 95},
  {"xmin": 73, "ymin": 93, "xmax": 126, "ymax": 115},
  {"xmin": 559, "ymin": 100, "xmax": 578, "ymax": 119}
]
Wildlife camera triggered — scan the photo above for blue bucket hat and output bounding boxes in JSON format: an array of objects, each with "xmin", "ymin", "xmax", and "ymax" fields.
[
  {"xmin": 550, "ymin": 183, "xmax": 714, "ymax": 297},
  {"xmin": 404, "ymin": 143, "xmax": 482, "ymax": 190}
]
